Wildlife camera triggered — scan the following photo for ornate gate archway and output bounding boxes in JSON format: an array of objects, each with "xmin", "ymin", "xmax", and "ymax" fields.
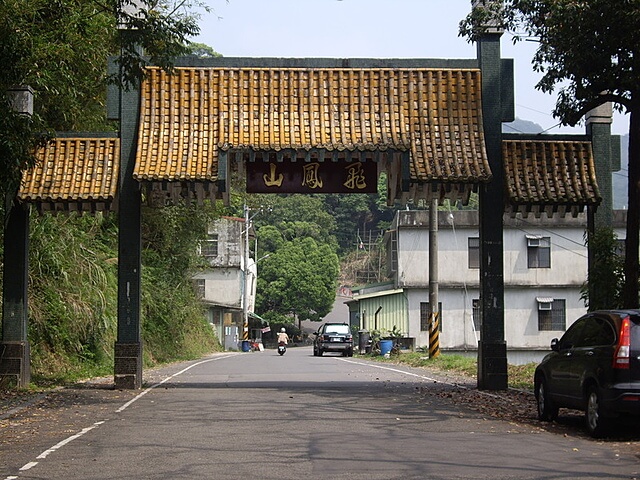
[{"xmin": 2, "ymin": 39, "xmax": 606, "ymax": 390}]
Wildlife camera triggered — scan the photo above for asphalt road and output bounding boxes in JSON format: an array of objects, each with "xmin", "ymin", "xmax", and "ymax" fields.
[{"xmin": 2, "ymin": 346, "xmax": 640, "ymax": 480}]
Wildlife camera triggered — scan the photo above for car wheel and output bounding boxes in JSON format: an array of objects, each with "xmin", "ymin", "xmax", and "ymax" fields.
[
  {"xmin": 318, "ymin": 348, "xmax": 323, "ymax": 357},
  {"xmin": 535, "ymin": 375, "xmax": 558, "ymax": 422},
  {"xmin": 347, "ymin": 349, "xmax": 353, "ymax": 357},
  {"xmin": 585, "ymin": 385, "xmax": 608, "ymax": 438}
]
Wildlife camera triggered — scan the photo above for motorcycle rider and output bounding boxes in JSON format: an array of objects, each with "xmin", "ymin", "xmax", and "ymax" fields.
[{"xmin": 277, "ymin": 327, "xmax": 289, "ymax": 345}]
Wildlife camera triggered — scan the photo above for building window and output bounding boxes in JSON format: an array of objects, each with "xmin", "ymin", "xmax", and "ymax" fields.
[
  {"xmin": 527, "ymin": 235, "xmax": 551, "ymax": 268},
  {"xmin": 194, "ymin": 279, "xmax": 205, "ymax": 299},
  {"xmin": 468, "ymin": 237, "xmax": 480, "ymax": 269},
  {"xmin": 472, "ymin": 299, "xmax": 482, "ymax": 332},
  {"xmin": 537, "ymin": 298, "xmax": 566, "ymax": 331},
  {"xmin": 420, "ymin": 303, "xmax": 428, "ymax": 331},
  {"xmin": 420, "ymin": 302, "xmax": 442, "ymax": 331},
  {"xmin": 389, "ymin": 230, "xmax": 398, "ymax": 273},
  {"xmin": 201, "ymin": 233, "xmax": 219, "ymax": 258}
]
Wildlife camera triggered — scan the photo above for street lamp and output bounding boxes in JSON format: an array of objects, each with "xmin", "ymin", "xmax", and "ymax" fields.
[{"xmin": 256, "ymin": 253, "xmax": 271, "ymax": 263}]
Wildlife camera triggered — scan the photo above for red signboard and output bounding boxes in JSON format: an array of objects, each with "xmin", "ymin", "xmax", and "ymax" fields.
[{"xmin": 246, "ymin": 159, "xmax": 377, "ymax": 194}]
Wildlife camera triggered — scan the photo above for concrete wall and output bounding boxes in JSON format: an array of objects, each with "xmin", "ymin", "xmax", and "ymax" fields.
[
  {"xmin": 193, "ymin": 216, "xmax": 248, "ymax": 310},
  {"xmin": 385, "ymin": 210, "xmax": 627, "ymax": 362},
  {"xmin": 194, "ymin": 269, "xmax": 243, "ymax": 308},
  {"xmin": 395, "ymin": 210, "xmax": 596, "ymax": 288},
  {"xmin": 207, "ymin": 217, "xmax": 242, "ymax": 268}
]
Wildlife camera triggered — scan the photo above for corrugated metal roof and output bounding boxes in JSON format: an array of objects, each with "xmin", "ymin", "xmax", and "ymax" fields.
[
  {"xmin": 134, "ymin": 66, "xmax": 491, "ymax": 184},
  {"xmin": 503, "ymin": 139, "xmax": 601, "ymax": 217},
  {"xmin": 18, "ymin": 137, "xmax": 119, "ymax": 213},
  {"xmin": 353, "ymin": 288, "xmax": 405, "ymax": 301}
]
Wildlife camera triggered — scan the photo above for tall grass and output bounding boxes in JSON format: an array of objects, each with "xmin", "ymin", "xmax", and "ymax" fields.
[
  {"xmin": 1, "ymin": 203, "xmax": 225, "ymax": 386},
  {"xmin": 373, "ymin": 352, "xmax": 536, "ymax": 391},
  {"xmin": 28, "ymin": 213, "xmax": 119, "ymax": 383}
]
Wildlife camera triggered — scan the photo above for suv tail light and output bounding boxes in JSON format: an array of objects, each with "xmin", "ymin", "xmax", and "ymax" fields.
[{"xmin": 613, "ymin": 316, "xmax": 631, "ymax": 369}]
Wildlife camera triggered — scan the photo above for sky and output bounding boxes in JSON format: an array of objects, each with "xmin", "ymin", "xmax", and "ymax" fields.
[{"xmin": 194, "ymin": 0, "xmax": 628, "ymax": 136}]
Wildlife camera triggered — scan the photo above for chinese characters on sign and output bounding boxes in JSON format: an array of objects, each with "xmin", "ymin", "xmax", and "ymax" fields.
[{"xmin": 247, "ymin": 158, "xmax": 377, "ymax": 194}]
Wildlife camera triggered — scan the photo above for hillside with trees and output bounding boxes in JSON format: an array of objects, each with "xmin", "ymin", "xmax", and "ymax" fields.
[
  {"xmin": 0, "ymin": 0, "xmax": 220, "ymax": 386},
  {"xmin": 462, "ymin": 0, "xmax": 640, "ymax": 308}
]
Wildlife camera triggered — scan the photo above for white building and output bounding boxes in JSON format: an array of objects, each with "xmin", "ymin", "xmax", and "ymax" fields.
[
  {"xmin": 192, "ymin": 216, "xmax": 257, "ymax": 350},
  {"xmin": 348, "ymin": 209, "xmax": 626, "ymax": 364}
]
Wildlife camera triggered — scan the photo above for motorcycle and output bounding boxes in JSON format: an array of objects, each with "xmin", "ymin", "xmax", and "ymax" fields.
[{"xmin": 277, "ymin": 341, "xmax": 286, "ymax": 356}]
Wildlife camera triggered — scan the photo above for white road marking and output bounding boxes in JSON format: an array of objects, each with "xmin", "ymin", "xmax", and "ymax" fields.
[
  {"xmin": 338, "ymin": 358, "xmax": 506, "ymax": 399},
  {"xmin": 116, "ymin": 354, "xmax": 236, "ymax": 413},
  {"xmin": 37, "ymin": 421, "xmax": 104, "ymax": 459},
  {"xmin": 4, "ymin": 354, "xmax": 236, "ymax": 480},
  {"xmin": 338, "ymin": 358, "xmax": 462, "ymax": 387}
]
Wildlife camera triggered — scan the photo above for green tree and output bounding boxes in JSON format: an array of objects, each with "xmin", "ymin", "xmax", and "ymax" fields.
[
  {"xmin": 0, "ymin": 0, "xmax": 204, "ymax": 198},
  {"xmin": 254, "ymin": 194, "xmax": 339, "ymax": 249},
  {"xmin": 461, "ymin": 0, "xmax": 640, "ymax": 307},
  {"xmin": 256, "ymin": 236, "xmax": 339, "ymax": 331},
  {"xmin": 186, "ymin": 42, "xmax": 222, "ymax": 58},
  {"xmin": 322, "ymin": 193, "xmax": 375, "ymax": 254},
  {"xmin": 140, "ymin": 202, "xmax": 224, "ymax": 363},
  {"xmin": 254, "ymin": 224, "xmax": 285, "ymax": 255},
  {"xmin": 580, "ymin": 227, "xmax": 624, "ymax": 311}
]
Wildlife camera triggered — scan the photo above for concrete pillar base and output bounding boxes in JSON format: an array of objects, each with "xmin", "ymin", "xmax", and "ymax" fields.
[
  {"xmin": 0, "ymin": 341, "xmax": 30, "ymax": 388},
  {"xmin": 114, "ymin": 342, "xmax": 142, "ymax": 389},
  {"xmin": 478, "ymin": 341, "xmax": 508, "ymax": 391}
]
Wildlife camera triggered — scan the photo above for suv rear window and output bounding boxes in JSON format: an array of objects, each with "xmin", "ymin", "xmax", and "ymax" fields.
[
  {"xmin": 578, "ymin": 316, "xmax": 615, "ymax": 347},
  {"xmin": 324, "ymin": 324, "xmax": 349, "ymax": 334}
]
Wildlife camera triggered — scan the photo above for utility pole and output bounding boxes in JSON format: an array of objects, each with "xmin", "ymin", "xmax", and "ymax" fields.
[
  {"xmin": 429, "ymin": 199, "xmax": 440, "ymax": 358},
  {"xmin": 243, "ymin": 204, "xmax": 250, "ymax": 346}
]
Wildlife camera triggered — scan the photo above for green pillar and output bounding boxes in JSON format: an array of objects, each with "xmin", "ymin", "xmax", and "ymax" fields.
[
  {"xmin": 1, "ymin": 202, "xmax": 31, "ymax": 387},
  {"xmin": 586, "ymin": 103, "xmax": 616, "ymax": 228},
  {"xmin": 1, "ymin": 85, "xmax": 34, "ymax": 388},
  {"xmin": 585, "ymin": 103, "xmax": 619, "ymax": 310},
  {"xmin": 114, "ymin": 39, "xmax": 143, "ymax": 390},
  {"xmin": 477, "ymin": 29, "xmax": 508, "ymax": 390}
]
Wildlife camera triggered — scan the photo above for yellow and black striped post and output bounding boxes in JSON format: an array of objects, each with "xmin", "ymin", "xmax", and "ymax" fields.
[
  {"xmin": 243, "ymin": 321, "xmax": 249, "ymax": 341},
  {"xmin": 429, "ymin": 312, "xmax": 440, "ymax": 358}
]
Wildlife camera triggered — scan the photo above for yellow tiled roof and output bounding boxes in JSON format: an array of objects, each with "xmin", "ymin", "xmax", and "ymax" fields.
[
  {"xmin": 135, "ymin": 66, "xmax": 491, "ymax": 183},
  {"xmin": 503, "ymin": 139, "xmax": 601, "ymax": 216},
  {"xmin": 18, "ymin": 137, "xmax": 119, "ymax": 212}
]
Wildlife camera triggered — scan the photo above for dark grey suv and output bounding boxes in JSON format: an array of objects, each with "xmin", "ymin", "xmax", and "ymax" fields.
[
  {"xmin": 534, "ymin": 310, "xmax": 640, "ymax": 437},
  {"xmin": 313, "ymin": 323, "xmax": 353, "ymax": 357}
]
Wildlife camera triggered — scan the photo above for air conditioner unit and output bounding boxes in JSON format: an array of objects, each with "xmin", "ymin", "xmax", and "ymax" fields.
[
  {"xmin": 527, "ymin": 237, "xmax": 540, "ymax": 247},
  {"xmin": 538, "ymin": 302, "xmax": 553, "ymax": 311}
]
